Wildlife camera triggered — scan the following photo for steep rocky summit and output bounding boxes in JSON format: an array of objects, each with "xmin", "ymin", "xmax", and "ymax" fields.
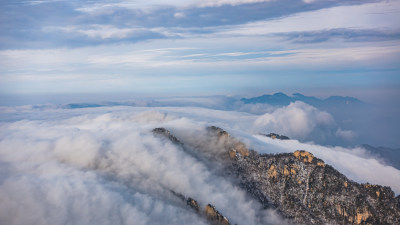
[
  {"xmin": 154, "ymin": 126, "xmax": 400, "ymax": 225},
  {"xmin": 231, "ymin": 149, "xmax": 400, "ymax": 224}
]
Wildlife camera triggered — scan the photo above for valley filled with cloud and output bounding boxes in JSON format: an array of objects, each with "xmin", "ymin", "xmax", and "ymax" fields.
[{"xmin": 1, "ymin": 99, "xmax": 399, "ymax": 224}]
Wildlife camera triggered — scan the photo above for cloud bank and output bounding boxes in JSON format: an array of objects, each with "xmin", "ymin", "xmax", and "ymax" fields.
[
  {"xmin": 254, "ymin": 101, "xmax": 337, "ymax": 141},
  {"xmin": 1, "ymin": 103, "xmax": 399, "ymax": 224},
  {"xmin": 0, "ymin": 108, "xmax": 290, "ymax": 225}
]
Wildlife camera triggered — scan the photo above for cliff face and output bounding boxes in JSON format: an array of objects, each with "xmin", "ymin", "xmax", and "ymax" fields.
[
  {"xmin": 153, "ymin": 126, "xmax": 400, "ymax": 225},
  {"xmin": 232, "ymin": 150, "xmax": 400, "ymax": 225}
]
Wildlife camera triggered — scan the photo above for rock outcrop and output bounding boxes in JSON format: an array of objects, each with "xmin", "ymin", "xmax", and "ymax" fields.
[
  {"xmin": 154, "ymin": 126, "xmax": 400, "ymax": 225},
  {"xmin": 154, "ymin": 128, "xmax": 232, "ymax": 225},
  {"xmin": 153, "ymin": 127, "xmax": 183, "ymax": 145},
  {"xmin": 232, "ymin": 150, "xmax": 400, "ymax": 224},
  {"xmin": 262, "ymin": 133, "xmax": 290, "ymax": 140},
  {"xmin": 204, "ymin": 204, "xmax": 231, "ymax": 225},
  {"xmin": 170, "ymin": 190, "xmax": 231, "ymax": 225}
]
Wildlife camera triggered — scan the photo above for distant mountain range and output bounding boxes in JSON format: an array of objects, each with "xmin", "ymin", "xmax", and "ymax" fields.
[
  {"xmin": 241, "ymin": 92, "xmax": 366, "ymax": 108},
  {"xmin": 42, "ymin": 93, "xmax": 398, "ymax": 149},
  {"xmin": 60, "ymin": 93, "xmax": 366, "ymax": 112}
]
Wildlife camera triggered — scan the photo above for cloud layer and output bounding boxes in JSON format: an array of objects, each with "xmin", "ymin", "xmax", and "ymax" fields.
[
  {"xmin": 0, "ymin": 104, "xmax": 399, "ymax": 224},
  {"xmin": 0, "ymin": 108, "xmax": 291, "ymax": 225},
  {"xmin": 254, "ymin": 101, "xmax": 336, "ymax": 140}
]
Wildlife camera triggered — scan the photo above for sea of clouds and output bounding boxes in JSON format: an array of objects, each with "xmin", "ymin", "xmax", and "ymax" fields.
[{"xmin": 1, "ymin": 102, "xmax": 399, "ymax": 225}]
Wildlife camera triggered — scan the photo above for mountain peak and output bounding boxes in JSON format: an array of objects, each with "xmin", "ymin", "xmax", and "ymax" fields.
[
  {"xmin": 154, "ymin": 126, "xmax": 400, "ymax": 225},
  {"xmin": 273, "ymin": 92, "xmax": 289, "ymax": 97},
  {"xmin": 292, "ymin": 93, "xmax": 305, "ymax": 97}
]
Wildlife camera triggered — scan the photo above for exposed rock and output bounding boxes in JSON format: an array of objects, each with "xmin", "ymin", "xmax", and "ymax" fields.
[
  {"xmin": 263, "ymin": 133, "xmax": 290, "ymax": 140},
  {"xmin": 187, "ymin": 197, "xmax": 200, "ymax": 212},
  {"xmin": 155, "ymin": 126, "xmax": 400, "ymax": 225},
  {"xmin": 204, "ymin": 204, "xmax": 231, "ymax": 225},
  {"xmin": 207, "ymin": 126, "xmax": 249, "ymax": 158},
  {"xmin": 206, "ymin": 126, "xmax": 400, "ymax": 225},
  {"xmin": 156, "ymin": 128, "xmax": 234, "ymax": 224},
  {"xmin": 170, "ymin": 190, "xmax": 231, "ymax": 225},
  {"xmin": 152, "ymin": 127, "xmax": 183, "ymax": 145},
  {"xmin": 293, "ymin": 150, "xmax": 314, "ymax": 163}
]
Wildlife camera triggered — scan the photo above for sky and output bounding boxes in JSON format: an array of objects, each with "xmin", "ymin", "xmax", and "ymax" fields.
[{"xmin": 0, "ymin": 0, "xmax": 400, "ymax": 100}]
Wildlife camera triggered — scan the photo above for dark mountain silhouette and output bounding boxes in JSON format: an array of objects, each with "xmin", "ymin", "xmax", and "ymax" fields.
[{"xmin": 241, "ymin": 92, "xmax": 365, "ymax": 108}]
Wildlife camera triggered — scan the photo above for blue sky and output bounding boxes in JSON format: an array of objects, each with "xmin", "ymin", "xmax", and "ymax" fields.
[{"xmin": 0, "ymin": 0, "xmax": 399, "ymax": 101}]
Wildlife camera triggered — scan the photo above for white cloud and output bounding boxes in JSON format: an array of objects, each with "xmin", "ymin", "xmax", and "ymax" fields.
[
  {"xmin": 2, "ymin": 39, "xmax": 398, "ymax": 92},
  {"xmin": 302, "ymin": 0, "xmax": 317, "ymax": 3},
  {"xmin": 336, "ymin": 128, "xmax": 356, "ymax": 141},
  {"xmin": 75, "ymin": 0, "xmax": 274, "ymax": 12},
  {"xmin": 254, "ymin": 101, "xmax": 335, "ymax": 140},
  {"xmin": 2, "ymin": 0, "xmax": 400, "ymax": 94},
  {"xmin": 217, "ymin": 0, "xmax": 400, "ymax": 35},
  {"xmin": 75, "ymin": 1, "xmax": 189, "ymax": 13},
  {"xmin": 66, "ymin": 25, "xmax": 138, "ymax": 40},
  {"xmin": 44, "ymin": 25, "xmax": 174, "ymax": 40},
  {"xmin": 0, "ymin": 109, "xmax": 287, "ymax": 225},
  {"xmin": 196, "ymin": 0, "xmax": 273, "ymax": 7},
  {"xmin": 0, "ymin": 104, "xmax": 399, "ymax": 224},
  {"xmin": 2, "ymin": 0, "xmax": 400, "ymax": 97},
  {"xmin": 174, "ymin": 12, "xmax": 186, "ymax": 18}
]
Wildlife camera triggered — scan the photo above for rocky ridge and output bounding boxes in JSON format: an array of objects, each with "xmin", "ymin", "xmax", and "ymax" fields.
[
  {"xmin": 169, "ymin": 189, "xmax": 231, "ymax": 225},
  {"xmin": 154, "ymin": 128, "xmax": 232, "ymax": 225},
  {"xmin": 153, "ymin": 126, "xmax": 400, "ymax": 225},
  {"xmin": 262, "ymin": 133, "xmax": 290, "ymax": 140}
]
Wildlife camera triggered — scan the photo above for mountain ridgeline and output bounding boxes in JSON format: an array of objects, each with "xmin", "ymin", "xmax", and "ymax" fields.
[
  {"xmin": 241, "ymin": 92, "xmax": 365, "ymax": 108},
  {"xmin": 57, "ymin": 92, "xmax": 365, "ymax": 110},
  {"xmin": 153, "ymin": 126, "xmax": 400, "ymax": 225}
]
